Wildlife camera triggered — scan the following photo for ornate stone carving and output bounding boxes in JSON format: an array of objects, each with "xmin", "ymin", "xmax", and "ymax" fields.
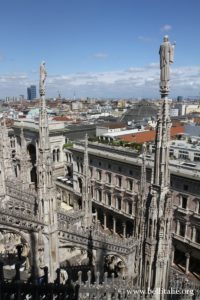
[
  {"xmin": 0, "ymin": 230, "xmax": 30, "ymax": 270},
  {"xmin": 39, "ymin": 61, "xmax": 47, "ymax": 97},
  {"xmin": 159, "ymin": 35, "xmax": 175, "ymax": 96}
]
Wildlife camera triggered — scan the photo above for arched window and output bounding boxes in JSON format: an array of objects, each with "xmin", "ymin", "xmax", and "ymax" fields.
[
  {"xmin": 12, "ymin": 150, "xmax": 16, "ymax": 158},
  {"xmin": 106, "ymin": 193, "xmax": 112, "ymax": 206},
  {"xmin": 128, "ymin": 202, "xmax": 132, "ymax": 215},
  {"xmin": 41, "ymin": 199, "xmax": 44, "ymax": 215},
  {"xmin": 53, "ymin": 150, "xmax": 56, "ymax": 162},
  {"xmin": 97, "ymin": 190, "xmax": 102, "ymax": 202},
  {"xmin": 127, "ymin": 179, "xmax": 133, "ymax": 191},
  {"xmin": 57, "ymin": 149, "xmax": 60, "ymax": 162},
  {"xmin": 149, "ymin": 219, "xmax": 152, "ymax": 238},
  {"xmin": 78, "ymin": 178, "xmax": 82, "ymax": 193},
  {"xmin": 14, "ymin": 165, "xmax": 18, "ymax": 177},
  {"xmin": 117, "ymin": 197, "xmax": 121, "ymax": 210}
]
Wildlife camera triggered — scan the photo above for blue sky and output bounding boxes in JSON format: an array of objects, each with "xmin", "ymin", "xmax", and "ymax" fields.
[{"xmin": 0, "ymin": 0, "xmax": 200, "ymax": 98}]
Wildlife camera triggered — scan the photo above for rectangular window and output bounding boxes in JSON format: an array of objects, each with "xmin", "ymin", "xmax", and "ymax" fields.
[
  {"xmin": 169, "ymin": 150, "xmax": 174, "ymax": 157},
  {"xmin": 127, "ymin": 180, "xmax": 133, "ymax": 191},
  {"xmin": 117, "ymin": 198, "xmax": 121, "ymax": 210},
  {"xmin": 128, "ymin": 202, "xmax": 132, "ymax": 215},
  {"xmin": 89, "ymin": 167, "xmax": 93, "ymax": 178},
  {"xmin": 117, "ymin": 176, "xmax": 122, "ymax": 187},
  {"xmin": 107, "ymin": 173, "xmax": 111, "ymax": 184},
  {"xmin": 97, "ymin": 170, "xmax": 102, "ymax": 181},
  {"xmin": 196, "ymin": 229, "xmax": 200, "ymax": 244},
  {"xmin": 179, "ymin": 223, "xmax": 185, "ymax": 237},
  {"xmin": 97, "ymin": 190, "xmax": 102, "ymax": 202},
  {"xmin": 182, "ymin": 196, "xmax": 187, "ymax": 209},
  {"xmin": 107, "ymin": 194, "xmax": 111, "ymax": 206}
]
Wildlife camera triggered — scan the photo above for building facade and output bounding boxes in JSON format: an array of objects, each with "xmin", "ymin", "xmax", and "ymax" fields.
[{"xmin": 27, "ymin": 85, "xmax": 37, "ymax": 100}]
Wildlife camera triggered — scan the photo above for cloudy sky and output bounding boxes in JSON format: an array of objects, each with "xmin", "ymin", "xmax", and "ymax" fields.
[{"xmin": 0, "ymin": 0, "xmax": 200, "ymax": 99}]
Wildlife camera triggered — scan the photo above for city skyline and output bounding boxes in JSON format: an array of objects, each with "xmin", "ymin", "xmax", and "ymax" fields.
[{"xmin": 0, "ymin": 0, "xmax": 200, "ymax": 98}]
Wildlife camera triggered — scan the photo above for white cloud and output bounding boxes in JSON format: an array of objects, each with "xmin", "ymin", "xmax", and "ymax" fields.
[
  {"xmin": 161, "ymin": 24, "xmax": 172, "ymax": 32},
  {"xmin": 0, "ymin": 65, "xmax": 200, "ymax": 98},
  {"xmin": 46, "ymin": 64, "xmax": 200, "ymax": 98}
]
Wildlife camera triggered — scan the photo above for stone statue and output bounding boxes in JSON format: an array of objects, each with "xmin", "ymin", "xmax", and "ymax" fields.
[
  {"xmin": 159, "ymin": 36, "xmax": 175, "ymax": 96},
  {"xmin": 39, "ymin": 61, "xmax": 47, "ymax": 96},
  {"xmin": 142, "ymin": 142, "xmax": 147, "ymax": 155}
]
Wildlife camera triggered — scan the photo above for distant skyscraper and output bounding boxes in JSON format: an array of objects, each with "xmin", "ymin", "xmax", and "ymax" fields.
[{"xmin": 27, "ymin": 85, "xmax": 37, "ymax": 100}]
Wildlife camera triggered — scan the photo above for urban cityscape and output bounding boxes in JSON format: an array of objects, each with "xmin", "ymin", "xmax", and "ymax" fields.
[{"xmin": 0, "ymin": 1, "xmax": 200, "ymax": 299}]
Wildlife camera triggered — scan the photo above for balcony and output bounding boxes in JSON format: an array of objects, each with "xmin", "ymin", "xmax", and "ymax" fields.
[
  {"xmin": 114, "ymin": 185, "xmax": 125, "ymax": 192},
  {"xmin": 173, "ymin": 233, "xmax": 200, "ymax": 250},
  {"xmin": 56, "ymin": 178, "xmax": 74, "ymax": 192},
  {"xmin": 193, "ymin": 212, "xmax": 200, "ymax": 220},
  {"xmin": 104, "ymin": 182, "xmax": 114, "ymax": 188},
  {"xmin": 125, "ymin": 189, "xmax": 135, "ymax": 196},
  {"xmin": 92, "ymin": 198, "xmax": 134, "ymax": 219}
]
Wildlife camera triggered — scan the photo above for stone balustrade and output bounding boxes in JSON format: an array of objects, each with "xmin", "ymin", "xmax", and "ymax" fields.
[
  {"xmin": 0, "ymin": 207, "xmax": 44, "ymax": 231},
  {"xmin": 58, "ymin": 209, "xmax": 84, "ymax": 224},
  {"xmin": 78, "ymin": 270, "xmax": 135, "ymax": 300},
  {"xmin": 58, "ymin": 223, "xmax": 138, "ymax": 254},
  {"xmin": 5, "ymin": 180, "xmax": 37, "ymax": 204},
  {"xmin": 92, "ymin": 198, "xmax": 135, "ymax": 219},
  {"xmin": 170, "ymin": 267, "xmax": 200, "ymax": 290}
]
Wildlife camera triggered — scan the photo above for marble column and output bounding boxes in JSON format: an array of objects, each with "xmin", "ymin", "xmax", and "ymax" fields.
[
  {"xmin": 192, "ymin": 226, "xmax": 196, "ymax": 242},
  {"xmin": 185, "ymin": 222, "xmax": 189, "ymax": 239},
  {"xmin": 148, "ymin": 261, "xmax": 152, "ymax": 290},
  {"xmin": 123, "ymin": 222, "xmax": 126, "ymax": 238},
  {"xmin": 171, "ymin": 245, "xmax": 175, "ymax": 265},
  {"xmin": 176, "ymin": 220, "xmax": 180, "ymax": 235},
  {"xmin": 104, "ymin": 213, "xmax": 107, "ymax": 229},
  {"xmin": 132, "ymin": 222, "xmax": 135, "ymax": 237},
  {"xmin": 185, "ymin": 253, "xmax": 190, "ymax": 275},
  {"xmin": 111, "ymin": 194, "xmax": 115, "ymax": 207},
  {"xmin": 113, "ymin": 217, "xmax": 116, "ymax": 234},
  {"xmin": 96, "ymin": 209, "xmax": 98, "ymax": 222}
]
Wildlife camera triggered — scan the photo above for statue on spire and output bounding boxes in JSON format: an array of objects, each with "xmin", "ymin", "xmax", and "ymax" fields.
[
  {"xmin": 39, "ymin": 61, "xmax": 47, "ymax": 97},
  {"xmin": 159, "ymin": 36, "xmax": 175, "ymax": 97}
]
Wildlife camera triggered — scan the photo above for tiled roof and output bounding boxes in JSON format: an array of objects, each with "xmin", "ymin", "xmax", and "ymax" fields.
[
  {"xmin": 52, "ymin": 116, "xmax": 72, "ymax": 121},
  {"xmin": 118, "ymin": 126, "xmax": 184, "ymax": 143}
]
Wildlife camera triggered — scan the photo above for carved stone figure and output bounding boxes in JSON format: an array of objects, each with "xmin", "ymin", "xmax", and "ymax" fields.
[
  {"xmin": 39, "ymin": 61, "xmax": 47, "ymax": 96},
  {"xmin": 38, "ymin": 248, "xmax": 45, "ymax": 267},
  {"xmin": 60, "ymin": 269, "xmax": 68, "ymax": 284},
  {"xmin": 159, "ymin": 36, "xmax": 175, "ymax": 95}
]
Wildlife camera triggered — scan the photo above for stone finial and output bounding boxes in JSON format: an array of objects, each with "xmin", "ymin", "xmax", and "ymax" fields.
[
  {"xmin": 104, "ymin": 272, "xmax": 108, "ymax": 285},
  {"xmin": 96, "ymin": 271, "xmax": 100, "ymax": 285},
  {"xmin": 39, "ymin": 61, "xmax": 47, "ymax": 97},
  {"xmin": 87, "ymin": 270, "xmax": 91, "ymax": 286}
]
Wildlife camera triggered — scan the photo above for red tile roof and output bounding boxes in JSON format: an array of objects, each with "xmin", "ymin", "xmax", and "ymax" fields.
[
  {"xmin": 118, "ymin": 126, "xmax": 184, "ymax": 143},
  {"xmin": 52, "ymin": 116, "xmax": 72, "ymax": 121}
]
